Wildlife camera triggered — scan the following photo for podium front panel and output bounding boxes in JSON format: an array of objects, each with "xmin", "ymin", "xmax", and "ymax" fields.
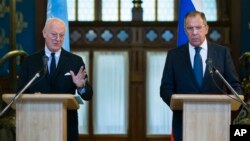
[
  {"xmin": 16, "ymin": 101, "xmax": 67, "ymax": 141},
  {"xmin": 183, "ymin": 101, "xmax": 230, "ymax": 141},
  {"xmin": 2, "ymin": 94, "xmax": 80, "ymax": 141}
]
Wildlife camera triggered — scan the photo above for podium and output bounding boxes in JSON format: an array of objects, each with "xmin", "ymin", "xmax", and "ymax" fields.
[
  {"xmin": 170, "ymin": 94, "xmax": 244, "ymax": 141},
  {"xmin": 2, "ymin": 94, "xmax": 79, "ymax": 141}
]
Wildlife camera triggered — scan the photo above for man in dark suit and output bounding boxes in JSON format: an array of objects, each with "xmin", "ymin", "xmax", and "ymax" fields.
[
  {"xmin": 160, "ymin": 11, "xmax": 241, "ymax": 141},
  {"xmin": 17, "ymin": 18, "xmax": 93, "ymax": 141}
]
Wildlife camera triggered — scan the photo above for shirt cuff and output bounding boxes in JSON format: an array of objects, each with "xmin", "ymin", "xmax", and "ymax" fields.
[{"xmin": 77, "ymin": 87, "xmax": 86, "ymax": 95}]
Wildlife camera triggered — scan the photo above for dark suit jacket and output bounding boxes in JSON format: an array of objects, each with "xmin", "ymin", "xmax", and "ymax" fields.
[
  {"xmin": 17, "ymin": 49, "xmax": 93, "ymax": 141},
  {"xmin": 160, "ymin": 42, "xmax": 241, "ymax": 141}
]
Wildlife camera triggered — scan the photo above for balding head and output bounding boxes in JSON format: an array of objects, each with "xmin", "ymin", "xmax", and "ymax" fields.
[
  {"xmin": 42, "ymin": 18, "xmax": 66, "ymax": 52},
  {"xmin": 43, "ymin": 18, "xmax": 66, "ymax": 33}
]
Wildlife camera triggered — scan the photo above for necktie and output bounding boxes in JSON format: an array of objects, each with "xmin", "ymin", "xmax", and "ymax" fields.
[
  {"xmin": 50, "ymin": 53, "xmax": 56, "ymax": 75},
  {"xmin": 193, "ymin": 47, "xmax": 203, "ymax": 86}
]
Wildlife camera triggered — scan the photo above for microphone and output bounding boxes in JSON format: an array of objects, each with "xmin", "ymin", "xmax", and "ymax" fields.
[
  {"xmin": 0, "ymin": 56, "xmax": 48, "ymax": 117},
  {"xmin": 0, "ymin": 71, "xmax": 40, "ymax": 117},
  {"xmin": 206, "ymin": 58, "xmax": 248, "ymax": 109},
  {"xmin": 206, "ymin": 58, "xmax": 214, "ymax": 74},
  {"xmin": 42, "ymin": 55, "xmax": 49, "ymax": 74}
]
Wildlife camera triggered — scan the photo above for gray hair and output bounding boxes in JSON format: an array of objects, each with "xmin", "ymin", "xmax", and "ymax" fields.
[
  {"xmin": 184, "ymin": 11, "xmax": 207, "ymax": 27},
  {"xmin": 43, "ymin": 17, "xmax": 66, "ymax": 32}
]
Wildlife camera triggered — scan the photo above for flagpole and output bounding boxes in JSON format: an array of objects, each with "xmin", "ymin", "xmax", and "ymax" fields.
[{"xmin": 9, "ymin": 0, "xmax": 17, "ymax": 92}]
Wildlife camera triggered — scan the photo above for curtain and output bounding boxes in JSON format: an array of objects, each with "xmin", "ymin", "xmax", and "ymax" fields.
[
  {"xmin": 93, "ymin": 51, "xmax": 129, "ymax": 134},
  {"xmin": 146, "ymin": 51, "xmax": 172, "ymax": 135},
  {"xmin": 73, "ymin": 51, "xmax": 89, "ymax": 134}
]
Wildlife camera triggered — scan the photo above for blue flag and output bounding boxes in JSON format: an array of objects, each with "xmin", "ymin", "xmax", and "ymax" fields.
[
  {"xmin": 177, "ymin": 0, "xmax": 202, "ymax": 47},
  {"xmin": 47, "ymin": 0, "xmax": 70, "ymax": 52}
]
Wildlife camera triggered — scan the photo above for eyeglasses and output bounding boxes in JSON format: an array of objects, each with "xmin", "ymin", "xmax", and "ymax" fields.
[
  {"xmin": 49, "ymin": 32, "xmax": 65, "ymax": 40},
  {"xmin": 185, "ymin": 25, "xmax": 206, "ymax": 33}
]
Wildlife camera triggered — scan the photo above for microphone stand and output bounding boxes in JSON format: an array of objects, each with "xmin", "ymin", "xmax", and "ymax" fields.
[
  {"xmin": 213, "ymin": 68, "xmax": 249, "ymax": 110},
  {"xmin": 0, "ymin": 72, "xmax": 40, "ymax": 117}
]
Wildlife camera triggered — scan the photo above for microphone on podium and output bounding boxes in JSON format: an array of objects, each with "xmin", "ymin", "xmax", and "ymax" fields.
[
  {"xmin": 206, "ymin": 58, "xmax": 247, "ymax": 107},
  {"xmin": 0, "ymin": 55, "xmax": 48, "ymax": 117},
  {"xmin": 206, "ymin": 58, "xmax": 215, "ymax": 74},
  {"xmin": 206, "ymin": 58, "xmax": 250, "ymax": 124}
]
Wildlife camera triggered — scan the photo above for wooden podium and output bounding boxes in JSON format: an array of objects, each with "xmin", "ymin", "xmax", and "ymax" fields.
[
  {"xmin": 170, "ymin": 94, "xmax": 244, "ymax": 141},
  {"xmin": 2, "ymin": 94, "xmax": 79, "ymax": 141}
]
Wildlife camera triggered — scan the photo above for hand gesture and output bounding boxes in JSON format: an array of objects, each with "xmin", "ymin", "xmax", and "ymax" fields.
[{"xmin": 70, "ymin": 66, "xmax": 88, "ymax": 88}]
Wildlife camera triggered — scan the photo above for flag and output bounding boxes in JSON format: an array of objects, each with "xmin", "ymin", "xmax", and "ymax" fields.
[
  {"xmin": 177, "ymin": 0, "xmax": 203, "ymax": 47},
  {"xmin": 46, "ymin": 0, "xmax": 70, "ymax": 52},
  {"xmin": 170, "ymin": 132, "xmax": 175, "ymax": 141}
]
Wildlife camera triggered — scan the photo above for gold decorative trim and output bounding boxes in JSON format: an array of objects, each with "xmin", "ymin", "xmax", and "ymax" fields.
[
  {"xmin": 0, "ymin": 0, "xmax": 9, "ymax": 18},
  {"xmin": 16, "ymin": 12, "xmax": 28, "ymax": 34},
  {"xmin": 0, "ymin": 29, "xmax": 9, "ymax": 49}
]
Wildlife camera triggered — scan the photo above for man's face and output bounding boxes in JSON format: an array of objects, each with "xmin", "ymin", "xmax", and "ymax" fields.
[
  {"xmin": 43, "ymin": 20, "xmax": 65, "ymax": 52},
  {"xmin": 184, "ymin": 15, "xmax": 209, "ymax": 47}
]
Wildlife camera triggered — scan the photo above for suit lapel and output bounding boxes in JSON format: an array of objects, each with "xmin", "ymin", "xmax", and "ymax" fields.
[
  {"xmin": 51, "ymin": 49, "xmax": 69, "ymax": 81},
  {"xmin": 181, "ymin": 45, "xmax": 200, "ymax": 87}
]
